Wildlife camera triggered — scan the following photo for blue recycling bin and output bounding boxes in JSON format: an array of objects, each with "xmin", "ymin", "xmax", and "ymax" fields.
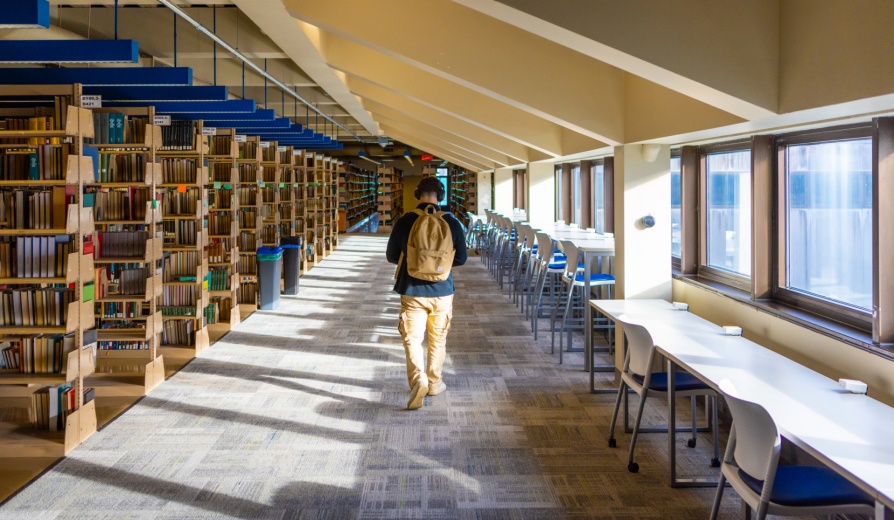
[{"xmin": 256, "ymin": 246, "xmax": 283, "ymax": 310}]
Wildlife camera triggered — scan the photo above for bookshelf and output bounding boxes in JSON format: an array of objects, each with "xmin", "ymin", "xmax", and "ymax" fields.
[
  {"xmin": 235, "ymin": 134, "xmax": 262, "ymax": 312},
  {"xmin": 448, "ymin": 165, "xmax": 477, "ymax": 227},
  {"xmin": 338, "ymin": 162, "xmax": 378, "ymax": 232},
  {"xmin": 205, "ymin": 128, "xmax": 240, "ymax": 331},
  {"xmin": 259, "ymin": 141, "xmax": 281, "ymax": 249},
  {"xmin": 325, "ymin": 158, "xmax": 339, "ymax": 253},
  {"xmin": 0, "ymin": 83, "xmax": 98, "ymax": 456},
  {"xmin": 86, "ymin": 106, "xmax": 166, "ymax": 397},
  {"xmin": 304, "ymin": 153, "xmax": 325, "ymax": 268},
  {"xmin": 157, "ymin": 119, "xmax": 211, "ymax": 364},
  {"xmin": 377, "ymin": 166, "xmax": 404, "ymax": 233},
  {"xmin": 278, "ymin": 146, "xmax": 307, "ymax": 274}
]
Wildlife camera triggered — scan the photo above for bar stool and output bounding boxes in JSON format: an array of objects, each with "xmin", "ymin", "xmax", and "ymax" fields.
[
  {"xmin": 528, "ymin": 233, "xmax": 567, "ymax": 349},
  {"xmin": 511, "ymin": 224, "xmax": 536, "ymax": 306},
  {"xmin": 557, "ymin": 240, "xmax": 615, "ymax": 364}
]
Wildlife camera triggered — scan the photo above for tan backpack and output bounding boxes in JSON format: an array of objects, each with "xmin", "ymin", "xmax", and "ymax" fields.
[{"xmin": 401, "ymin": 206, "xmax": 456, "ymax": 282}]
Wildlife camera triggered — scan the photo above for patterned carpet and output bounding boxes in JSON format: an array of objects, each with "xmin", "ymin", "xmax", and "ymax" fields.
[{"xmin": 0, "ymin": 234, "xmax": 758, "ymax": 519}]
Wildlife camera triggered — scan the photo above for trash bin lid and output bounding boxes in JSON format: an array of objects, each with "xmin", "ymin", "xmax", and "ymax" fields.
[{"xmin": 257, "ymin": 246, "xmax": 283, "ymax": 255}]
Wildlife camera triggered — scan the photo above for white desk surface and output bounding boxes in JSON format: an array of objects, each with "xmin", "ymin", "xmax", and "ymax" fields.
[{"xmin": 592, "ymin": 298, "xmax": 894, "ymax": 507}]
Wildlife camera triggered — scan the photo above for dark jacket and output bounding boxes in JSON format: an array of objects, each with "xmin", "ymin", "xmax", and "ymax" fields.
[{"xmin": 386, "ymin": 203, "xmax": 468, "ymax": 296}]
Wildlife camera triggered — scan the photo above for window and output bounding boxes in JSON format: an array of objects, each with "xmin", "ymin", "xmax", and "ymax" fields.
[
  {"xmin": 593, "ymin": 162, "xmax": 605, "ymax": 233},
  {"xmin": 705, "ymin": 150, "xmax": 751, "ymax": 277},
  {"xmin": 782, "ymin": 137, "xmax": 872, "ymax": 310},
  {"xmin": 670, "ymin": 156, "xmax": 681, "ymax": 258},
  {"xmin": 572, "ymin": 164, "xmax": 582, "ymax": 225}
]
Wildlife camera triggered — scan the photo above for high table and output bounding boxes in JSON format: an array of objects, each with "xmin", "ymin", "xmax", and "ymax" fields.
[
  {"xmin": 525, "ymin": 222, "xmax": 615, "ymax": 385},
  {"xmin": 592, "ymin": 299, "xmax": 894, "ymax": 517}
]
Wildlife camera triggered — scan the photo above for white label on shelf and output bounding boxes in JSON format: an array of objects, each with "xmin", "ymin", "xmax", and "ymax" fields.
[
  {"xmin": 152, "ymin": 115, "xmax": 171, "ymax": 126},
  {"xmin": 293, "ymin": 149, "xmax": 302, "ymax": 155},
  {"xmin": 277, "ymin": 146, "xmax": 287, "ymax": 152},
  {"xmin": 202, "ymin": 127, "xmax": 217, "ymax": 136},
  {"xmin": 234, "ymin": 134, "xmax": 247, "ymax": 143},
  {"xmin": 260, "ymin": 141, "xmax": 271, "ymax": 148},
  {"xmin": 80, "ymin": 95, "xmax": 102, "ymax": 108}
]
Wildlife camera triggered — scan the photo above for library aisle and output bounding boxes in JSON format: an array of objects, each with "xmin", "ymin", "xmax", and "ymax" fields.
[{"xmin": 0, "ymin": 235, "xmax": 731, "ymax": 519}]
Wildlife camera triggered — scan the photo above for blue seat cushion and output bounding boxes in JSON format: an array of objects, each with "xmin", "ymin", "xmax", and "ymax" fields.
[
  {"xmin": 738, "ymin": 466, "xmax": 873, "ymax": 507},
  {"xmin": 632, "ymin": 371, "xmax": 707, "ymax": 392},
  {"xmin": 573, "ymin": 272, "xmax": 616, "ymax": 283},
  {"xmin": 548, "ymin": 261, "xmax": 566, "ymax": 270}
]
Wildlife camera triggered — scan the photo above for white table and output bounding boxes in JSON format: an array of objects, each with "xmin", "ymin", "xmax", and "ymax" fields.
[{"xmin": 592, "ymin": 299, "xmax": 894, "ymax": 517}]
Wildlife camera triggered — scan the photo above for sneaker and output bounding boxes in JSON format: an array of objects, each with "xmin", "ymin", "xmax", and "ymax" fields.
[
  {"xmin": 428, "ymin": 382, "xmax": 447, "ymax": 396},
  {"xmin": 407, "ymin": 381, "xmax": 428, "ymax": 410}
]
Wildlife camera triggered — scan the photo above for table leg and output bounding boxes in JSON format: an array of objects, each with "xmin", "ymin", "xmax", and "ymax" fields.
[
  {"xmin": 876, "ymin": 500, "xmax": 886, "ymax": 520},
  {"xmin": 668, "ymin": 359, "xmax": 677, "ymax": 487},
  {"xmin": 584, "ymin": 251, "xmax": 593, "ymax": 379}
]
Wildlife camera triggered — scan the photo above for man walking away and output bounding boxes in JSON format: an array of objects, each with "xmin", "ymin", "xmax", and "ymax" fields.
[{"xmin": 386, "ymin": 176, "xmax": 468, "ymax": 410}]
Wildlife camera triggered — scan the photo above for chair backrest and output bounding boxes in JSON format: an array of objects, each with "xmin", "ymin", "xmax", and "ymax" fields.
[
  {"xmin": 719, "ymin": 381, "xmax": 780, "ymax": 484},
  {"xmin": 615, "ymin": 316, "xmax": 656, "ymax": 378},
  {"xmin": 559, "ymin": 240, "xmax": 579, "ymax": 279},
  {"xmin": 535, "ymin": 232, "xmax": 553, "ymax": 261},
  {"xmin": 522, "ymin": 224, "xmax": 535, "ymax": 250}
]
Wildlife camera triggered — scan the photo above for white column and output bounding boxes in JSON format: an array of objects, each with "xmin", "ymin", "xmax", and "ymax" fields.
[
  {"xmin": 614, "ymin": 144, "xmax": 672, "ymax": 300},
  {"xmin": 477, "ymin": 170, "xmax": 492, "ymax": 211},
  {"xmin": 526, "ymin": 161, "xmax": 555, "ymax": 225}
]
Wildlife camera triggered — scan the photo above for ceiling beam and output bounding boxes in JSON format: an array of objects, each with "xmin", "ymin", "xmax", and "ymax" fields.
[{"xmin": 385, "ymin": 129, "xmax": 490, "ymax": 172}]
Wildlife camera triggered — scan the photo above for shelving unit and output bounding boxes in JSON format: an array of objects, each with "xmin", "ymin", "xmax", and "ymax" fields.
[
  {"xmin": 0, "ymin": 83, "xmax": 98, "ymax": 457},
  {"xmin": 157, "ymin": 119, "xmax": 211, "ymax": 364},
  {"xmin": 235, "ymin": 134, "xmax": 262, "ymax": 312},
  {"xmin": 325, "ymin": 157, "xmax": 339, "ymax": 253},
  {"xmin": 279, "ymin": 146, "xmax": 307, "ymax": 274},
  {"xmin": 449, "ymin": 164, "xmax": 477, "ymax": 227},
  {"xmin": 377, "ymin": 166, "xmax": 404, "ymax": 233},
  {"xmin": 87, "ymin": 106, "xmax": 165, "ymax": 397},
  {"xmin": 338, "ymin": 162, "xmax": 378, "ymax": 232},
  {"xmin": 205, "ymin": 128, "xmax": 240, "ymax": 332},
  {"xmin": 260, "ymin": 141, "xmax": 281, "ymax": 249},
  {"xmin": 304, "ymin": 153, "xmax": 325, "ymax": 268}
]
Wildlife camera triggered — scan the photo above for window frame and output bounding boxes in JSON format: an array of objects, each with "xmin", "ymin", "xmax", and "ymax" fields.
[
  {"xmin": 670, "ymin": 150, "xmax": 682, "ymax": 270},
  {"xmin": 772, "ymin": 123, "xmax": 874, "ymax": 330},
  {"xmin": 698, "ymin": 140, "xmax": 754, "ymax": 292}
]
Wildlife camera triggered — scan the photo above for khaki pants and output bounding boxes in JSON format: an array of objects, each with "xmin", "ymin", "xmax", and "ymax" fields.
[{"xmin": 398, "ymin": 295, "xmax": 453, "ymax": 389}]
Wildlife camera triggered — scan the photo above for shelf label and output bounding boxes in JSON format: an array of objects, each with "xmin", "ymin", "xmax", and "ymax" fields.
[
  {"xmin": 80, "ymin": 95, "xmax": 102, "ymax": 108},
  {"xmin": 177, "ymin": 184, "xmax": 187, "ymax": 193},
  {"xmin": 213, "ymin": 181, "xmax": 221, "ymax": 189},
  {"xmin": 277, "ymin": 146, "xmax": 287, "ymax": 153},
  {"xmin": 153, "ymin": 115, "xmax": 171, "ymax": 126},
  {"xmin": 223, "ymin": 183, "xmax": 232, "ymax": 190},
  {"xmin": 202, "ymin": 127, "xmax": 217, "ymax": 136},
  {"xmin": 279, "ymin": 183, "xmax": 286, "ymax": 188},
  {"xmin": 234, "ymin": 134, "xmax": 247, "ymax": 143},
  {"xmin": 293, "ymin": 150, "xmax": 301, "ymax": 155},
  {"xmin": 258, "ymin": 180, "xmax": 266, "ymax": 187},
  {"xmin": 260, "ymin": 141, "xmax": 271, "ymax": 149}
]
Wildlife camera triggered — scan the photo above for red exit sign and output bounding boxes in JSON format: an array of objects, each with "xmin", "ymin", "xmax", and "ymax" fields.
[{"xmin": 421, "ymin": 154, "xmax": 433, "ymax": 161}]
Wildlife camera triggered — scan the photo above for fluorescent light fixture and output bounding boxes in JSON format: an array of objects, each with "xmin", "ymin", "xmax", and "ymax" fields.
[
  {"xmin": 358, "ymin": 151, "xmax": 382, "ymax": 166},
  {"xmin": 115, "ymin": 99, "xmax": 256, "ymax": 113},
  {"xmin": 83, "ymin": 85, "xmax": 228, "ymax": 102},
  {"xmin": 0, "ymin": 67, "xmax": 193, "ymax": 86},
  {"xmin": 0, "ymin": 0, "xmax": 49, "ymax": 29},
  {"xmin": 404, "ymin": 150, "xmax": 414, "ymax": 166},
  {"xmin": 0, "ymin": 40, "xmax": 139, "ymax": 63}
]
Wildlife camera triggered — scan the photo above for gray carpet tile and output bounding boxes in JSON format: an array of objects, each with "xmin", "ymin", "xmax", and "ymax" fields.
[{"xmin": 0, "ymin": 234, "xmax": 775, "ymax": 519}]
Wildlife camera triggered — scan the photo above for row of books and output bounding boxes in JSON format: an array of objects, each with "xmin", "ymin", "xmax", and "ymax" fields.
[
  {"xmin": 98, "ymin": 341, "xmax": 147, "ymax": 351},
  {"xmin": 0, "ymin": 288, "xmax": 75, "ymax": 327},
  {"xmin": 0, "ymin": 115, "xmax": 62, "ymax": 146},
  {"xmin": 0, "ymin": 236, "xmax": 73, "ymax": 278},
  {"xmin": 91, "ymin": 187, "xmax": 151, "ymax": 222},
  {"xmin": 238, "ymin": 142, "xmax": 258, "ymax": 160},
  {"xmin": 85, "ymin": 113, "xmax": 150, "ymax": 145},
  {"xmin": 238, "ymin": 232, "xmax": 257, "ymax": 252},
  {"xmin": 0, "ymin": 334, "xmax": 73, "ymax": 375},
  {"xmin": 208, "ymin": 213, "xmax": 233, "ymax": 235},
  {"xmin": 210, "ymin": 163, "xmax": 233, "ymax": 182},
  {"xmin": 160, "ymin": 305, "xmax": 196, "ymax": 317},
  {"xmin": 162, "ymin": 189, "xmax": 201, "ymax": 216},
  {"xmin": 238, "ymin": 211, "xmax": 258, "ymax": 229},
  {"xmin": 207, "ymin": 269, "xmax": 231, "ymax": 291},
  {"xmin": 96, "ymin": 301, "xmax": 148, "ymax": 319},
  {"xmin": 96, "ymin": 231, "xmax": 149, "ymax": 259},
  {"xmin": 163, "ymin": 251, "xmax": 201, "ymax": 280},
  {"xmin": 0, "ymin": 145, "xmax": 71, "ymax": 182},
  {"xmin": 261, "ymin": 226, "xmax": 278, "ymax": 244},
  {"xmin": 236, "ymin": 254, "xmax": 257, "ymax": 275},
  {"xmin": 237, "ymin": 282, "xmax": 257, "ymax": 304},
  {"xmin": 162, "ymin": 284, "xmax": 197, "ymax": 307},
  {"xmin": 262, "ymin": 187, "xmax": 277, "ymax": 203},
  {"xmin": 160, "ymin": 121, "xmax": 197, "ymax": 151},
  {"xmin": 0, "ymin": 188, "xmax": 68, "ymax": 231},
  {"xmin": 207, "ymin": 190, "xmax": 232, "ymax": 209},
  {"xmin": 99, "ymin": 266, "xmax": 149, "ymax": 297},
  {"xmin": 161, "ymin": 158, "xmax": 200, "ymax": 184},
  {"xmin": 161, "ymin": 319, "xmax": 195, "ymax": 346},
  {"xmin": 32, "ymin": 384, "xmax": 84, "ymax": 431},
  {"xmin": 238, "ymin": 164, "xmax": 259, "ymax": 182},
  {"xmin": 236, "ymin": 188, "xmax": 257, "ymax": 206},
  {"xmin": 207, "ymin": 242, "xmax": 229, "ymax": 264},
  {"xmin": 162, "ymin": 219, "xmax": 200, "ymax": 246},
  {"xmin": 204, "ymin": 300, "xmax": 219, "ymax": 324},
  {"xmin": 209, "ymin": 136, "xmax": 234, "ymax": 156},
  {"xmin": 95, "ymin": 153, "xmax": 150, "ymax": 183}
]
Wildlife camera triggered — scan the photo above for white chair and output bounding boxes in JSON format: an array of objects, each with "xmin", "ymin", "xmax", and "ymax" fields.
[
  {"xmin": 710, "ymin": 382, "xmax": 875, "ymax": 520},
  {"xmin": 608, "ymin": 316, "xmax": 719, "ymax": 473},
  {"xmin": 556, "ymin": 240, "xmax": 615, "ymax": 364}
]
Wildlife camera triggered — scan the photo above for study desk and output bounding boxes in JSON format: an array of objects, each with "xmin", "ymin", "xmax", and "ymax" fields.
[{"xmin": 592, "ymin": 299, "xmax": 894, "ymax": 517}]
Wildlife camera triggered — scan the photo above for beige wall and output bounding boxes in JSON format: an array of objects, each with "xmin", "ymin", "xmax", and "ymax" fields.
[
  {"xmin": 673, "ymin": 280, "xmax": 894, "ymax": 407},
  {"xmin": 613, "ymin": 144, "xmax": 672, "ymax": 300},
  {"xmin": 527, "ymin": 161, "xmax": 555, "ymax": 225},
  {"xmin": 494, "ymin": 167, "xmax": 514, "ymax": 215},
  {"xmin": 477, "ymin": 171, "xmax": 492, "ymax": 212},
  {"xmin": 402, "ymin": 175, "xmax": 422, "ymax": 213}
]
